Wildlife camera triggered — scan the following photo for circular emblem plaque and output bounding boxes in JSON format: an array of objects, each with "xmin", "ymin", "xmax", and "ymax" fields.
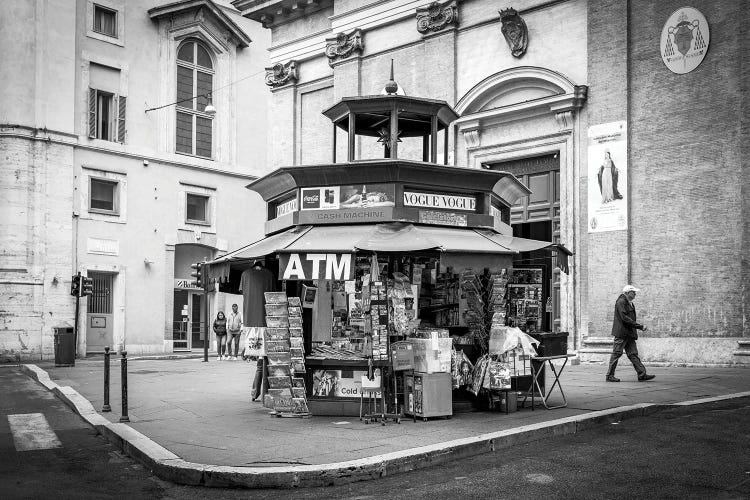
[{"xmin": 660, "ymin": 7, "xmax": 710, "ymax": 74}]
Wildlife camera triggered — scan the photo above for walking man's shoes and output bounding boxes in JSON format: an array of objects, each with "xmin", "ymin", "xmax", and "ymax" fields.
[
  {"xmin": 606, "ymin": 376, "xmax": 620, "ymax": 382},
  {"xmin": 638, "ymin": 374, "xmax": 656, "ymax": 381}
]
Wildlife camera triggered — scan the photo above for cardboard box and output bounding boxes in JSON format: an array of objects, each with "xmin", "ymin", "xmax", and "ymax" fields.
[{"xmin": 410, "ymin": 337, "xmax": 452, "ymax": 373}]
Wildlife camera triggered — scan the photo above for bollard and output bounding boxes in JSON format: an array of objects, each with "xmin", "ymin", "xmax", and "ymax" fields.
[
  {"xmin": 119, "ymin": 350, "xmax": 130, "ymax": 422},
  {"xmin": 101, "ymin": 346, "xmax": 111, "ymax": 412}
]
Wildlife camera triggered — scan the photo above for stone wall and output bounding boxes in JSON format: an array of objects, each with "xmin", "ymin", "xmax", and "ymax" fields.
[{"xmin": 0, "ymin": 135, "xmax": 76, "ymax": 362}]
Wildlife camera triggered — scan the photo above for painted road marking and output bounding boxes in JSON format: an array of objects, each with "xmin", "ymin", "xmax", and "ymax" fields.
[{"xmin": 7, "ymin": 413, "xmax": 62, "ymax": 451}]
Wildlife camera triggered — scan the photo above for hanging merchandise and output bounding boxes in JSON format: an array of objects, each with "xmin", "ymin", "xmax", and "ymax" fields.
[
  {"xmin": 451, "ymin": 348, "xmax": 474, "ymax": 389},
  {"xmin": 485, "ymin": 360, "xmax": 512, "ymax": 390},
  {"xmin": 390, "ymin": 272, "xmax": 414, "ymax": 336}
]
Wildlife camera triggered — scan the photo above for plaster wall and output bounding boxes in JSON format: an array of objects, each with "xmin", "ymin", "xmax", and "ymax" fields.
[
  {"xmin": 74, "ymin": 148, "xmax": 265, "ymax": 353},
  {"xmin": 1, "ymin": 0, "xmax": 270, "ymax": 359},
  {"xmin": 0, "ymin": 0, "xmax": 76, "ymax": 133}
]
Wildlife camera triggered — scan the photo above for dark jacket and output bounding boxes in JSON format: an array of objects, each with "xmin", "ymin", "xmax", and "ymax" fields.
[
  {"xmin": 213, "ymin": 318, "xmax": 227, "ymax": 336},
  {"xmin": 611, "ymin": 294, "xmax": 644, "ymax": 339}
]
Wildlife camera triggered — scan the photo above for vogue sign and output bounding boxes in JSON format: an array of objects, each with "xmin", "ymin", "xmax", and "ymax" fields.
[
  {"xmin": 279, "ymin": 253, "xmax": 353, "ymax": 280},
  {"xmin": 403, "ymin": 191, "xmax": 476, "ymax": 211}
]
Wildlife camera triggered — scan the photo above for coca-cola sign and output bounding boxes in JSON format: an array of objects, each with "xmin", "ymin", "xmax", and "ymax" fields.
[
  {"xmin": 300, "ymin": 187, "xmax": 339, "ymax": 210},
  {"xmin": 301, "ymin": 189, "xmax": 321, "ymax": 209}
]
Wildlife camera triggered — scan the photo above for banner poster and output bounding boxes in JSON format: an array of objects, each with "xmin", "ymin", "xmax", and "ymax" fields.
[
  {"xmin": 588, "ymin": 121, "xmax": 628, "ymax": 233},
  {"xmin": 312, "ymin": 370, "xmax": 381, "ymax": 398}
]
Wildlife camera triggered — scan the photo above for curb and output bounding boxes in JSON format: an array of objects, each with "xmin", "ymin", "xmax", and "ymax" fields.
[{"xmin": 19, "ymin": 364, "xmax": 750, "ymax": 489}]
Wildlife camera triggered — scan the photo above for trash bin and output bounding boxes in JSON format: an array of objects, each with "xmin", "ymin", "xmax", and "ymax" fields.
[{"xmin": 54, "ymin": 326, "xmax": 76, "ymax": 367}]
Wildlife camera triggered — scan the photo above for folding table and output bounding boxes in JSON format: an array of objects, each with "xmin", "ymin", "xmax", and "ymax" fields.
[{"xmin": 521, "ymin": 354, "xmax": 574, "ymax": 410}]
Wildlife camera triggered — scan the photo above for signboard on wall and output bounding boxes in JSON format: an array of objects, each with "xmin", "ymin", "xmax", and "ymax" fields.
[
  {"xmin": 660, "ymin": 7, "xmax": 709, "ymax": 75},
  {"xmin": 279, "ymin": 253, "xmax": 354, "ymax": 280},
  {"xmin": 301, "ymin": 187, "xmax": 340, "ymax": 210},
  {"xmin": 418, "ymin": 210, "xmax": 467, "ymax": 227},
  {"xmin": 300, "ymin": 184, "xmax": 396, "ymax": 211},
  {"xmin": 274, "ymin": 197, "xmax": 297, "ymax": 218},
  {"xmin": 298, "ymin": 207, "xmax": 393, "ymax": 224},
  {"xmin": 174, "ymin": 279, "xmax": 201, "ymax": 290},
  {"xmin": 587, "ymin": 121, "xmax": 628, "ymax": 233},
  {"xmin": 403, "ymin": 191, "xmax": 476, "ymax": 211}
]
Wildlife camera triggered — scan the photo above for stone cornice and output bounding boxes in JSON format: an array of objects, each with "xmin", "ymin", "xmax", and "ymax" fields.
[
  {"xmin": 149, "ymin": 0, "xmax": 252, "ymax": 48},
  {"xmin": 454, "ymin": 86, "xmax": 587, "ymax": 130},
  {"xmin": 0, "ymin": 125, "xmax": 258, "ymax": 180}
]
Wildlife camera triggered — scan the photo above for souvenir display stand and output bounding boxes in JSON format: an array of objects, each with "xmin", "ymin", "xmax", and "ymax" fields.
[{"xmin": 205, "ymin": 79, "xmax": 570, "ymax": 419}]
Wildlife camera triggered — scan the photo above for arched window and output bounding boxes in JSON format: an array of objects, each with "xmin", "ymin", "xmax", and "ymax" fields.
[{"xmin": 175, "ymin": 40, "xmax": 214, "ymax": 158}]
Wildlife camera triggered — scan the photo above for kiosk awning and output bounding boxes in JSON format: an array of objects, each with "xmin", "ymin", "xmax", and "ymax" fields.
[{"xmin": 207, "ymin": 222, "xmax": 572, "ymax": 280}]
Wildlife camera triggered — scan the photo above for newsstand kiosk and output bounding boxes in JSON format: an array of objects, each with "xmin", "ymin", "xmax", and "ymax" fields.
[{"xmin": 205, "ymin": 78, "xmax": 570, "ymax": 418}]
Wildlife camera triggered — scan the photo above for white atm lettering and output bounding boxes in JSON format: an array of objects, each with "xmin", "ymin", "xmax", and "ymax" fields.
[
  {"xmin": 326, "ymin": 254, "xmax": 351, "ymax": 280},
  {"xmin": 281, "ymin": 253, "xmax": 353, "ymax": 280},
  {"xmin": 283, "ymin": 254, "xmax": 306, "ymax": 279}
]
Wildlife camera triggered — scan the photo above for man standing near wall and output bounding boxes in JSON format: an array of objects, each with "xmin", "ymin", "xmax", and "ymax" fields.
[
  {"xmin": 227, "ymin": 304, "xmax": 243, "ymax": 360},
  {"xmin": 606, "ymin": 285, "xmax": 655, "ymax": 382}
]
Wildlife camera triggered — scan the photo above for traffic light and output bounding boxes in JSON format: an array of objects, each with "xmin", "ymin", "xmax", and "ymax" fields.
[
  {"xmin": 81, "ymin": 276, "xmax": 94, "ymax": 296},
  {"xmin": 70, "ymin": 274, "xmax": 81, "ymax": 296},
  {"xmin": 190, "ymin": 262, "xmax": 203, "ymax": 288}
]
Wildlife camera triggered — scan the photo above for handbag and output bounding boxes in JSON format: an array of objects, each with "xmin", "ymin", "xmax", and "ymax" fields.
[{"xmin": 244, "ymin": 327, "xmax": 265, "ymax": 357}]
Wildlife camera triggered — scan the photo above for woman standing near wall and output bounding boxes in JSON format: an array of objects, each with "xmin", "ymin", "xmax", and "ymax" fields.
[{"xmin": 213, "ymin": 311, "xmax": 228, "ymax": 360}]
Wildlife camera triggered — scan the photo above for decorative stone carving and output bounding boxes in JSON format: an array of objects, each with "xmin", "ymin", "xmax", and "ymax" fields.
[
  {"xmin": 554, "ymin": 111, "xmax": 573, "ymax": 131},
  {"xmin": 265, "ymin": 61, "xmax": 298, "ymax": 88},
  {"xmin": 463, "ymin": 128, "xmax": 480, "ymax": 149},
  {"xmin": 499, "ymin": 8, "xmax": 528, "ymax": 58},
  {"xmin": 325, "ymin": 29, "xmax": 363, "ymax": 67},
  {"xmin": 416, "ymin": 0, "xmax": 458, "ymax": 34}
]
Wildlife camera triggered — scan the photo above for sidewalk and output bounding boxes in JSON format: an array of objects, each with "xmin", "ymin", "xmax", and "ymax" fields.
[{"xmin": 21, "ymin": 357, "xmax": 750, "ymax": 488}]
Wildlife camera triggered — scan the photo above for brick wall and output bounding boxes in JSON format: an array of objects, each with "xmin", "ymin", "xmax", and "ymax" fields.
[
  {"xmin": 628, "ymin": 0, "xmax": 744, "ymax": 338},
  {"xmin": 585, "ymin": 0, "xmax": 629, "ymax": 336}
]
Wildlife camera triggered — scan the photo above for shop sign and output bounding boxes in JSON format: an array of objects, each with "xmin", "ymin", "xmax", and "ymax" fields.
[
  {"xmin": 174, "ymin": 278, "xmax": 200, "ymax": 289},
  {"xmin": 418, "ymin": 210, "xmax": 467, "ymax": 227},
  {"xmin": 660, "ymin": 7, "xmax": 709, "ymax": 75},
  {"xmin": 300, "ymin": 187, "xmax": 340, "ymax": 210},
  {"xmin": 274, "ymin": 197, "xmax": 297, "ymax": 218},
  {"xmin": 312, "ymin": 369, "xmax": 381, "ymax": 398},
  {"xmin": 279, "ymin": 253, "xmax": 353, "ymax": 280},
  {"xmin": 298, "ymin": 207, "xmax": 393, "ymax": 224},
  {"xmin": 403, "ymin": 191, "xmax": 476, "ymax": 211}
]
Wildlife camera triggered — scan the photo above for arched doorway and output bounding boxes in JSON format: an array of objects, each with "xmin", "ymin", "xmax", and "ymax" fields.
[{"xmin": 453, "ymin": 66, "xmax": 587, "ymax": 339}]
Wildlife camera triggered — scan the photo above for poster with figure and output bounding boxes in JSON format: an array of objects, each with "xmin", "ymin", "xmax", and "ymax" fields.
[{"xmin": 588, "ymin": 121, "xmax": 628, "ymax": 232}]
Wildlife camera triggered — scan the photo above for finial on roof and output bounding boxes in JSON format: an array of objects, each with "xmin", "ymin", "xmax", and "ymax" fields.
[
  {"xmin": 383, "ymin": 59, "xmax": 401, "ymax": 95},
  {"xmin": 384, "ymin": 59, "xmax": 399, "ymax": 94}
]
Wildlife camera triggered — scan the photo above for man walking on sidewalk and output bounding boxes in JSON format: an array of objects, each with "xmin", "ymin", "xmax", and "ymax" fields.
[{"xmin": 606, "ymin": 285, "xmax": 655, "ymax": 382}]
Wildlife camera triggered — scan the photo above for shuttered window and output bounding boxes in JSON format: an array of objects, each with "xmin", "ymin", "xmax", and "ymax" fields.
[
  {"xmin": 175, "ymin": 40, "xmax": 214, "ymax": 159},
  {"xmin": 88, "ymin": 88, "xmax": 126, "ymax": 143}
]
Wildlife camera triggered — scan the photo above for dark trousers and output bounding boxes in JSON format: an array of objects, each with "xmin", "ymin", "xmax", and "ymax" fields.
[
  {"xmin": 251, "ymin": 357, "xmax": 268, "ymax": 399},
  {"xmin": 607, "ymin": 337, "xmax": 646, "ymax": 378}
]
